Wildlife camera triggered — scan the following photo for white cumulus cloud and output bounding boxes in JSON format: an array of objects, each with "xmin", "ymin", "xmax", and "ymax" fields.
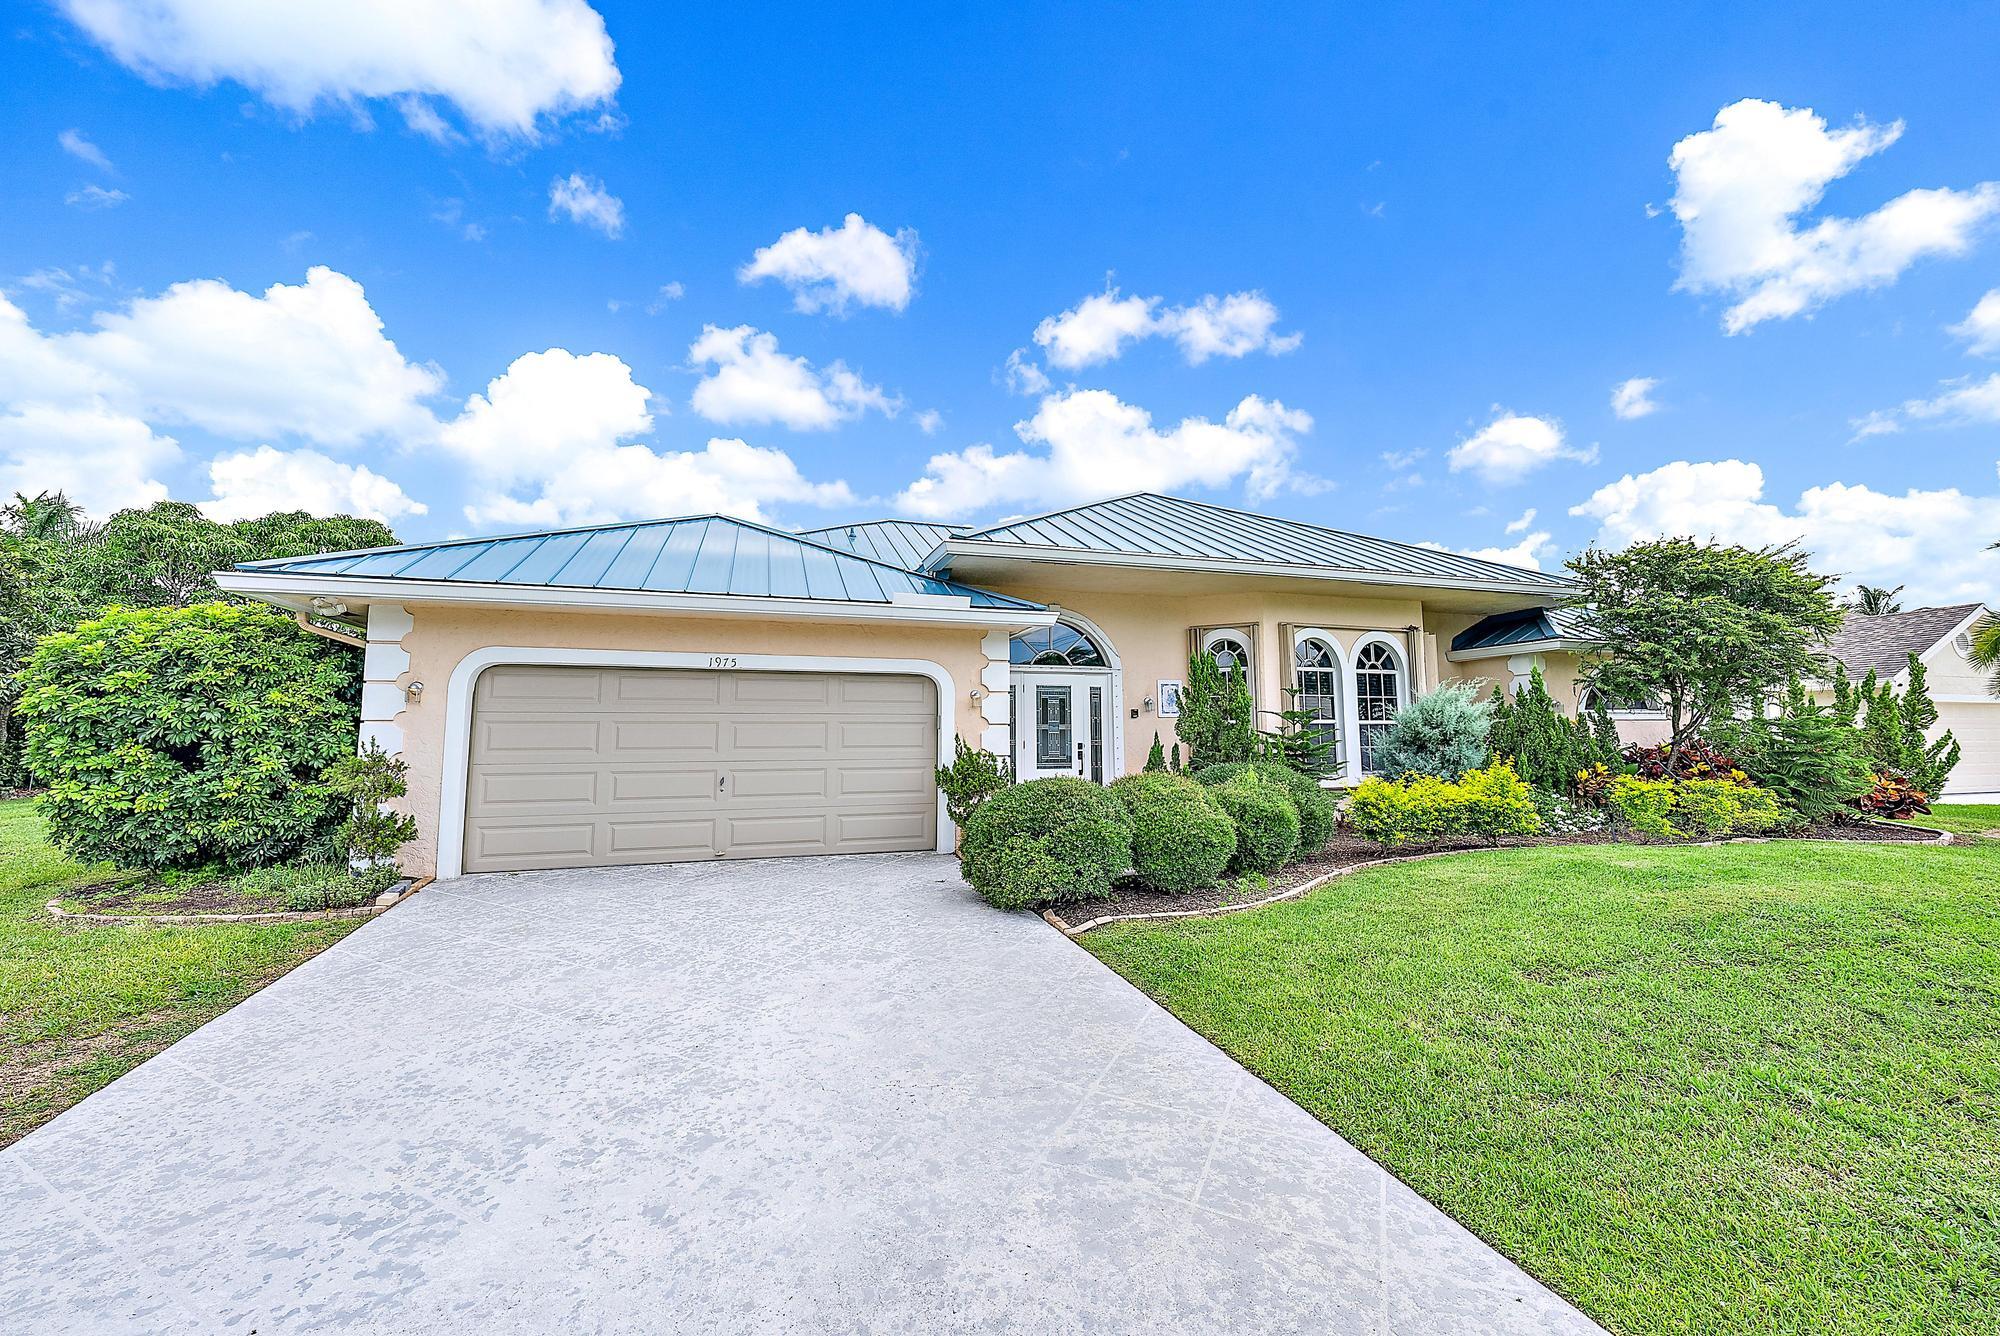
[
  {"xmin": 0, "ymin": 401, "xmax": 177, "ymax": 517},
  {"xmin": 686, "ymin": 325, "xmax": 897, "ymax": 431},
  {"xmin": 441, "ymin": 348, "xmax": 852, "ymax": 527},
  {"xmin": 1001, "ymin": 348, "xmax": 1051, "ymax": 397},
  {"xmin": 1610, "ymin": 376, "xmax": 1660, "ymax": 419},
  {"xmin": 1032, "ymin": 286, "xmax": 1301, "ymax": 369},
  {"xmin": 548, "ymin": 173, "xmax": 624, "ymax": 237},
  {"xmin": 59, "ymin": 0, "xmax": 620, "ymax": 140},
  {"xmin": 1951, "ymin": 289, "xmax": 2000, "ymax": 357},
  {"xmin": 1668, "ymin": 98, "xmax": 2000, "ymax": 333},
  {"xmin": 1420, "ymin": 530, "xmax": 1555, "ymax": 571},
  {"xmin": 200, "ymin": 444, "xmax": 425, "ymax": 523},
  {"xmin": 739, "ymin": 213, "xmax": 917, "ymax": 314},
  {"xmin": 1447, "ymin": 410, "xmax": 1596, "ymax": 484},
  {"xmin": 894, "ymin": 389, "xmax": 1318, "ymax": 520},
  {"xmin": 1571, "ymin": 458, "xmax": 2000, "ymax": 604}
]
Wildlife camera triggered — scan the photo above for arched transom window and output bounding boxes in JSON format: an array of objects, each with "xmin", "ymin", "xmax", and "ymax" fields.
[
  {"xmin": 1011, "ymin": 621, "xmax": 1108, "ymax": 667},
  {"xmin": 1354, "ymin": 642, "xmax": 1403, "ymax": 774},
  {"xmin": 1293, "ymin": 637, "xmax": 1342, "ymax": 771},
  {"xmin": 1204, "ymin": 631, "xmax": 1251, "ymax": 675}
]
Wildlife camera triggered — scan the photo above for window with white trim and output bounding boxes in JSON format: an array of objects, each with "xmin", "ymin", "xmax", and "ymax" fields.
[
  {"xmin": 1204, "ymin": 631, "xmax": 1251, "ymax": 676},
  {"xmin": 1354, "ymin": 642, "xmax": 1402, "ymax": 774},
  {"xmin": 1011, "ymin": 621, "xmax": 1107, "ymax": 667},
  {"xmin": 1293, "ymin": 637, "xmax": 1342, "ymax": 772}
]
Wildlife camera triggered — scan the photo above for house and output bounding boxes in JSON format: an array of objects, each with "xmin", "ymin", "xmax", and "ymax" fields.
[
  {"xmin": 213, "ymin": 492, "xmax": 1675, "ymax": 878},
  {"xmin": 1810, "ymin": 603, "xmax": 1998, "ymax": 799}
]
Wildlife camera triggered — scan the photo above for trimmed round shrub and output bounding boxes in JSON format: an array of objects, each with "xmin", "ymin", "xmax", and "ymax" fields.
[
  {"xmin": 1192, "ymin": 760, "xmax": 1335, "ymax": 853},
  {"xmin": 16, "ymin": 603, "xmax": 360, "ymax": 871},
  {"xmin": 1210, "ymin": 771, "xmax": 1300, "ymax": 874},
  {"xmin": 1110, "ymin": 772, "xmax": 1234, "ymax": 893},
  {"xmin": 960, "ymin": 777, "xmax": 1133, "ymax": 910}
]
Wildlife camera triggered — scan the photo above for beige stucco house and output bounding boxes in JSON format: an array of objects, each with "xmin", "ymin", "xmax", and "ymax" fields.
[{"xmin": 216, "ymin": 492, "xmax": 1658, "ymax": 880}]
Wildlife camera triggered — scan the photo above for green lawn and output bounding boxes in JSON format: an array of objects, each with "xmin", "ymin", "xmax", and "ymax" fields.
[
  {"xmin": 1085, "ymin": 837, "xmax": 2000, "ymax": 1336},
  {"xmin": 1914, "ymin": 802, "xmax": 2000, "ymax": 839},
  {"xmin": 0, "ymin": 798, "xmax": 362, "ymax": 1146}
]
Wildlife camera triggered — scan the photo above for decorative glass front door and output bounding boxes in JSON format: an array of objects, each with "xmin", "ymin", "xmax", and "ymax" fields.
[{"xmin": 1011, "ymin": 671, "xmax": 1108, "ymax": 781}]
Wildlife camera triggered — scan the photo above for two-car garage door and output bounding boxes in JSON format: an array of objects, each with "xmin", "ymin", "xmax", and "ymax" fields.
[{"xmin": 463, "ymin": 665, "xmax": 940, "ymax": 873}]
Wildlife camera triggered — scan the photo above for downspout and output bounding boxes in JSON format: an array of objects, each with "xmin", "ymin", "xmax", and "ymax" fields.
[{"xmin": 293, "ymin": 610, "xmax": 367, "ymax": 649}]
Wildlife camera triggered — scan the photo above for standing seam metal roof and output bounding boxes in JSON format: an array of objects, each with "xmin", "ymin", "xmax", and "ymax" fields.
[
  {"xmin": 237, "ymin": 514, "xmax": 1043, "ymax": 610},
  {"xmin": 939, "ymin": 492, "xmax": 1572, "ymax": 590},
  {"xmin": 1451, "ymin": 606, "xmax": 1592, "ymax": 653},
  {"xmin": 797, "ymin": 519, "xmax": 969, "ymax": 570}
]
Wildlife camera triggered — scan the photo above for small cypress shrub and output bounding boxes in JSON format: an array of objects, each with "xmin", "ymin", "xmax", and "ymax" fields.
[{"xmin": 1143, "ymin": 733, "xmax": 1168, "ymax": 772}]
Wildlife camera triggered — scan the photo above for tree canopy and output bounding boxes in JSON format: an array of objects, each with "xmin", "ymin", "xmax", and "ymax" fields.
[{"xmin": 1565, "ymin": 536, "xmax": 1844, "ymax": 765}]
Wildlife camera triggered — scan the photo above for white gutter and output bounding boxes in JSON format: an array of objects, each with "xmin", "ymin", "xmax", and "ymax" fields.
[
  {"xmin": 933, "ymin": 538, "xmax": 1572, "ymax": 600},
  {"xmin": 217, "ymin": 570, "xmax": 1056, "ymax": 630}
]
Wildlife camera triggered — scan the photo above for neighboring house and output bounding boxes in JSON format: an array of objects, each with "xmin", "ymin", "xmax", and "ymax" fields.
[
  {"xmin": 213, "ymin": 492, "xmax": 1651, "ymax": 878},
  {"xmin": 1810, "ymin": 603, "xmax": 1998, "ymax": 799}
]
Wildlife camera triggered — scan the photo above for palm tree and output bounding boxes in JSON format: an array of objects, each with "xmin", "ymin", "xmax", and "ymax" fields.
[
  {"xmin": 1, "ymin": 491, "xmax": 94, "ymax": 543},
  {"xmin": 1975, "ymin": 544, "xmax": 2000, "ymax": 699},
  {"xmin": 1850, "ymin": 583, "xmax": 1904, "ymax": 616}
]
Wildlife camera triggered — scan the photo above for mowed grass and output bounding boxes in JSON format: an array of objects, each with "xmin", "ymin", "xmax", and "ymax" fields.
[
  {"xmin": 1085, "ymin": 838, "xmax": 2000, "ymax": 1336},
  {"xmin": 0, "ymin": 798, "xmax": 361, "ymax": 1146},
  {"xmin": 1914, "ymin": 802, "xmax": 2000, "ymax": 839}
]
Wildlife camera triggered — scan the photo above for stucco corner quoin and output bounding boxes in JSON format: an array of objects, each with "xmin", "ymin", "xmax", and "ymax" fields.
[{"xmin": 432, "ymin": 647, "xmax": 961, "ymax": 879}]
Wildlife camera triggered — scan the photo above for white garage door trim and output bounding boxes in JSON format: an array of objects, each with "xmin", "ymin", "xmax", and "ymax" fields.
[{"xmin": 437, "ymin": 647, "xmax": 956, "ymax": 879}]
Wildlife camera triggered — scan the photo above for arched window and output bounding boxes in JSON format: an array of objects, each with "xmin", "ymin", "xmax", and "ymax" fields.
[
  {"xmin": 1354, "ymin": 641, "xmax": 1402, "ymax": 774},
  {"xmin": 1293, "ymin": 637, "xmax": 1342, "ymax": 772},
  {"xmin": 1011, "ymin": 621, "xmax": 1107, "ymax": 667},
  {"xmin": 1203, "ymin": 631, "xmax": 1251, "ymax": 675}
]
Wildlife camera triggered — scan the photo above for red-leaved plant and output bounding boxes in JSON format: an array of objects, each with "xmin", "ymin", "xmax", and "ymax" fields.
[{"xmin": 1856, "ymin": 773, "xmax": 1930, "ymax": 820}]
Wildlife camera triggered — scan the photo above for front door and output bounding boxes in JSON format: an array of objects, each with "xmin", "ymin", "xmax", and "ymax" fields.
[{"xmin": 1012, "ymin": 672, "xmax": 1108, "ymax": 782}]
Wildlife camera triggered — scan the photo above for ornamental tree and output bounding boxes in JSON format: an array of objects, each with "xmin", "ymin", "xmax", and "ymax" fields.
[{"xmin": 1565, "ymin": 537, "xmax": 1843, "ymax": 772}]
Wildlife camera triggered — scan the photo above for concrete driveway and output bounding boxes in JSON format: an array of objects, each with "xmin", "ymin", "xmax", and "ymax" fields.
[{"xmin": 1, "ymin": 855, "xmax": 1599, "ymax": 1334}]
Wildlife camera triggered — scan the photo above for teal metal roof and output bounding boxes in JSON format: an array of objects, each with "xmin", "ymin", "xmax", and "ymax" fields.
[
  {"xmin": 798, "ymin": 519, "xmax": 967, "ymax": 569},
  {"xmin": 1452, "ymin": 606, "xmax": 1591, "ymax": 653},
  {"xmin": 239, "ymin": 514, "xmax": 1044, "ymax": 611},
  {"xmin": 937, "ymin": 492, "xmax": 1573, "ymax": 591}
]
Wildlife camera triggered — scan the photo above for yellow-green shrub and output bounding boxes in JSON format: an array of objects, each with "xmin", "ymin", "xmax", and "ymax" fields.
[
  {"xmin": 1346, "ymin": 762, "xmax": 1543, "ymax": 846},
  {"xmin": 1605, "ymin": 774, "xmax": 1786, "ymax": 839}
]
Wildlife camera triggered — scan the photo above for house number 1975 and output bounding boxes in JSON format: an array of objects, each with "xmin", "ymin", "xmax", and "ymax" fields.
[{"xmin": 707, "ymin": 655, "xmax": 739, "ymax": 669}]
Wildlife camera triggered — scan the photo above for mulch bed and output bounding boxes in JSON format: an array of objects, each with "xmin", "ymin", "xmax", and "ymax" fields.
[
  {"xmin": 63, "ymin": 879, "xmax": 288, "ymax": 917},
  {"xmin": 1045, "ymin": 820, "xmax": 1945, "ymax": 926}
]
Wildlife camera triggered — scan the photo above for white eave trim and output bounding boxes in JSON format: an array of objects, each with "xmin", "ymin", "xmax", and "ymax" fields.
[
  {"xmin": 1446, "ymin": 636, "xmax": 1596, "ymax": 663},
  {"xmin": 215, "ymin": 571, "xmax": 1057, "ymax": 629},
  {"xmin": 933, "ymin": 538, "xmax": 1572, "ymax": 599}
]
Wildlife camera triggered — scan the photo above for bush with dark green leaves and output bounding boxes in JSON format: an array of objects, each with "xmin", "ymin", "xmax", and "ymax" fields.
[
  {"xmin": 960, "ymin": 777, "xmax": 1133, "ymax": 910},
  {"xmin": 1193, "ymin": 760, "xmax": 1334, "ymax": 852},
  {"xmin": 15, "ymin": 602, "xmax": 360, "ymax": 870},
  {"xmin": 1110, "ymin": 772, "xmax": 1235, "ymax": 892},
  {"xmin": 1708, "ymin": 701, "xmax": 1874, "ymax": 824},
  {"xmin": 1210, "ymin": 769, "xmax": 1301, "ymax": 874}
]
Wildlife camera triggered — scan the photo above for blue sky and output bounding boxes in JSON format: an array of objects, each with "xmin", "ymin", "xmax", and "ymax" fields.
[{"xmin": 4, "ymin": 2, "xmax": 1999, "ymax": 601}]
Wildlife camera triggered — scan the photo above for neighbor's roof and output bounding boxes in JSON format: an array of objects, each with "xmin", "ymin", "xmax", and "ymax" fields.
[
  {"xmin": 798, "ymin": 519, "xmax": 968, "ymax": 570},
  {"xmin": 1450, "ymin": 605, "xmax": 1592, "ymax": 654},
  {"xmin": 237, "ymin": 514, "xmax": 1043, "ymax": 610},
  {"xmin": 933, "ymin": 492, "xmax": 1572, "ymax": 592},
  {"xmin": 1824, "ymin": 603, "xmax": 1984, "ymax": 679}
]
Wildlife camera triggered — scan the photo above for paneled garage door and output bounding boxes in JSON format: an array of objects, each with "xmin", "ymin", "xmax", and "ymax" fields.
[
  {"xmin": 463, "ymin": 665, "xmax": 939, "ymax": 873},
  {"xmin": 1938, "ymin": 700, "xmax": 2000, "ymax": 795}
]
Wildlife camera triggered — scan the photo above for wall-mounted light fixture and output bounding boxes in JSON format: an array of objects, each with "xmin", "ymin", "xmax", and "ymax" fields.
[
  {"xmin": 406, "ymin": 681, "xmax": 425, "ymax": 701},
  {"xmin": 1142, "ymin": 695, "xmax": 1156, "ymax": 713}
]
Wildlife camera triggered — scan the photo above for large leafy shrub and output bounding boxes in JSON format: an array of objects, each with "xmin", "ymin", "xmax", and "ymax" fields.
[
  {"xmin": 16, "ymin": 603, "xmax": 359, "ymax": 870},
  {"xmin": 960, "ymin": 777, "xmax": 1132, "ymax": 910},
  {"xmin": 1347, "ymin": 762, "xmax": 1542, "ymax": 847},
  {"xmin": 1192, "ymin": 760, "xmax": 1334, "ymax": 852},
  {"xmin": 1110, "ymin": 772, "xmax": 1235, "ymax": 892},
  {"xmin": 936, "ymin": 736, "xmax": 1011, "ymax": 831},
  {"xmin": 1210, "ymin": 770, "xmax": 1301, "ymax": 874},
  {"xmin": 1369, "ymin": 681, "xmax": 1493, "ymax": 781}
]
